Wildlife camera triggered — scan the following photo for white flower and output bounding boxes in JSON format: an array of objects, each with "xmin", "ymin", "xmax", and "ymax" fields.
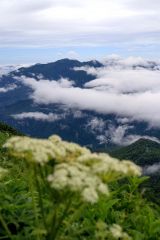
[
  {"xmin": 3, "ymin": 136, "xmax": 66, "ymax": 165},
  {"xmin": 4, "ymin": 134, "xmax": 141, "ymax": 205},
  {"xmin": 98, "ymin": 183, "xmax": 109, "ymax": 195},
  {"xmin": 48, "ymin": 162, "xmax": 109, "ymax": 203},
  {"xmin": 49, "ymin": 135, "xmax": 91, "ymax": 162},
  {"xmin": 110, "ymin": 224, "xmax": 123, "ymax": 238},
  {"xmin": 82, "ymin": 187, "xmax": 98, "ymax": 204},
  {"xmin": 4, "ymin": 134, "xmax": 141, "ymax": 178},
  {"xmin": 78, "ymin": 152, "xmax": 141, "ymax": 180},
  {"xmin": 110, "ymin": 224, "xmax": 132, "ymax": 240}
]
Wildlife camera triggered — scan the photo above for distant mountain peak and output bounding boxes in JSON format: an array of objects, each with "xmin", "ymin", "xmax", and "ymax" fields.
[
  {"xmin": 9, "ymin": 58, "xmax": 102, "ymax": 87},
  {"xmin": 132, "ymin": 138, "xmax": 160, "ymax": 146},
  {"xmin": 110, "ymin": 138, "xmax": 160, "ymax": 166}
]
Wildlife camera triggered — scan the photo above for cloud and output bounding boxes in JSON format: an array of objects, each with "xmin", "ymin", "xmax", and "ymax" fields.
[
  {"xmin": 15, "ymin": 79, "xmax": 160, "ymax": 127},
  {"xmin": 0, "ymin": 65, "xmax": 20, "ymax": 76},
  {"xmin": 95, "ymin": 123, "xmax": 160, "ymax": 146},
  {"xmin": 117, "ymin": 117, "xmax": 131, "ymax": 124},
  {"xmin": 86, "ymin": 117, "xmax": 106, "ymax": 133},
  {"xmin": 57, "ymin": 78, "xmax": 75, "ymax": 87},
  {"xmin": 0, "ymin": 0, "xmax": 160, "ymax": 49},
  {"xmin": 12, "ymin": 112, "xmax": 64, "ymax": 122},
  {"xmin": 72, "ymin": 110, "xmax": 84, "ymax": 118},
  {"xmin": 13, "ymin": 57, "xmax": 160, "ymax": 128},
  {"xmin": 85, "ymin": 69, "xmax": 160, "ymax": 93},
  {"xmin": 104, "ymin": 124, "xmax": 160, "ymax": 146},
  {"xmin": 105, "ymin": 124, "xmax": 133, "ymax": 146},
  {"xmin": 0, "ymin": 84, "xmax": 17, "ymax": 93},
  {"xmin": 143, "ymin": 163, "xmax": 160, "ymax": 175},
  {"xmin": 57, "ymin": 51, "xmax": 80, "ymax": 60}
]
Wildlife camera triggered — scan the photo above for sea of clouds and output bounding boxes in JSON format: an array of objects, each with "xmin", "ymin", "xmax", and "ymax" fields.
[{"xmin": 13, "ymin": 56, "xmax": 160, "ymax": 129}]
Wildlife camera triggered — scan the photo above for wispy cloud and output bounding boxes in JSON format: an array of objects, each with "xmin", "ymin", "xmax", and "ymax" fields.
[
  {"xmin": 0, "ymin": 84, "xmax": 17, "ymax": 93},
  {"xmin": 105, "ymin": 124, "xmax": 160, "ymax": 146},
  {"xmin": 86, "ymin": 117, "xmax": 106, "ymax": 134},
  {"xmin": 143, "ymin": 163, "xmax": 160, "ymax": 175},
  {"xmin": 12, "ymin": 112, "xmax": 64, "ymax": 122}
]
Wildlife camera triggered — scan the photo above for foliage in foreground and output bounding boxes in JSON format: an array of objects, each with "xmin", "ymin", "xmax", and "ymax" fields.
[{"xmin": 0, "ymin": 134, "xmax": 160, "ymax": 239}]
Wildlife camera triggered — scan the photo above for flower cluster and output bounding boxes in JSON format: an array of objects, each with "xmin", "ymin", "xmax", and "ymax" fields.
[
  {"xmin": 77, "ymin": 153, "xmax": 141, "ymax": 181},
  {"xmin": 49, "ymin": 135, "xmax": 90, "ymax": 162},
  {"xmin": 4, "ymin": 135, "xmax": 141, "ymax": 203},
  {"xmin": 3, "ymin": 136, "xmax": 65, "ymax": 165},
  {"xmin": 48, "ymin": 162, "xmax": 109, "ymax": 203},
  {"xmin": 4, "ymin": 135, "xmax": 90, "ymax": 165},
  {"xmin": 109, "ymin": 224, "xmax": 132, "ymax": 240},
  {"xmin": 96, "ymin": 221, "xmax": 132, "ymax": 240}
]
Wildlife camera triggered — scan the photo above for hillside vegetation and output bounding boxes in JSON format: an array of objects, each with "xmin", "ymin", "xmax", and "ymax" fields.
[
  {"xmin": 1, "ymin": 123, "xmax": 160, "ymax": 239},
  {"xmin": 110, "ymin": 138, "xmax": 160, "ymax": 166}
]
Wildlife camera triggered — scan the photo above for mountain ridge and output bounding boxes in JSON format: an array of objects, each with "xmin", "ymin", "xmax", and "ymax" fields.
[
  {"xmin": 110, "ymin": 138, "xmax": 160, "ymax": 166},
  {"xmin": 1, "ymin": 58, "xmax": 160, "ymax": 151}
]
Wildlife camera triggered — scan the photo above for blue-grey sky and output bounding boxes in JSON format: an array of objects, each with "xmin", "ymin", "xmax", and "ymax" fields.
[{"xmin": 0, "ymin": 0, "xmax": 160, "ymax": 64}]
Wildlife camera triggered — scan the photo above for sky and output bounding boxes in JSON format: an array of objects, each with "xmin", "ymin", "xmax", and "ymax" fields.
[{"xmin": 0, "ymin": 0, "xmax": 160, "ymax": 64}]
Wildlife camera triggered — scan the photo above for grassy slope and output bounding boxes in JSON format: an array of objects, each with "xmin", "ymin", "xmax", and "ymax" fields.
[
  {"xmin": 0, "ymin": 122, "xmax": 22, "ymax": 169},
  {"xmin": 110, "ymin": 138, "xmax": 160, "ymax": 166},
  {"xmin": 110, "ymin": 138, "xmax": 160, "ymax": 202},
  {"xmin": 0, "ymin": 121, "xmax": 22, "ymax": 135},
  {"xmin": 1, "ymin": 123, "xmax": 160, "ymax": 239}
]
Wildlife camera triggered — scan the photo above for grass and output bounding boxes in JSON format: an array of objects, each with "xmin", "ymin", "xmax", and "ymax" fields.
[{"xmin": 1, "ymin": 127, "xmax": 160, "ymax": 239}]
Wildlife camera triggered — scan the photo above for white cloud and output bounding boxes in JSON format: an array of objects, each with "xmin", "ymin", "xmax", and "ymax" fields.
[
  {"xmin": 0, "ymin": 84, "xmax": 17, "ymax": 93},
  {"xmin": 16, "ymin": 77, "xmax": 160, "ymax": 127},
  {"xmin": 12, "ymin": 112, "xmax": 63, "ymax": 122},
  {"xmin": 95, "ymin": 123, "xmax": 160, "ymax": 146},
  {"xmin": 0, "ymin": 64, "xmax": 31, "ymax": 76},
  {"xmin": 58, "ymin": 78, "xmax": 75, "ymax": 87},
  {"xmin": 96, "ymin": 135, "xmax": 108, "ymax": 145},
  {"xmin": 143, "ymin": 163, "xmax": 160, "ymax": 175},
  {"xmin": 86, "ymin": 117, "xmax": 106, "ymax": 133},
  {"xmin": 0, "ymin": 0, "xmax": 160, "ymax": 48},
  {"xmin": 106, "ymin": 124, "xmax": 133, "ymax": 145},
  {"xmin": 85, "ymin": 69, "xmax": 160, "ymax": 93},
  {"xmin": 116, "ymin": 134, "xmax": 160, "ymax": 146},
  {"xmin": 105, "ymin": 124, "xmax": 160, "ymax": 146},
  {"xmin": 14, "ymin": 57, "xmax": 160, "ymax": 128},
  {"xmin": 72, "ymin": 110, "xmax": 84, "ymax": 118},
  {"xmin": 0, "ymin": 65, "xmax": 19, "ymax": 76},
  {"xmin": 57, "ymin": 51, "xmax": 80, "ymax": 60},
  {"xmin": 117, "ymin": 117, "xmax": 131, "ymax": 124}
]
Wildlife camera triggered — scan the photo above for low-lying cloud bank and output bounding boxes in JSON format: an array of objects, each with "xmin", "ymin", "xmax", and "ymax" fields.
[
  {"xmin": 143, "ymin": 163, "xmax": 160, "ymax": 175},
  {"xmin": 0, "ymin": 84, "xmax": 17, "ymax": 93},
  {"xmin": 12, "ymin": 112, "xmax": 64, "ymax": 122},
  {"xmin": 14, "ymin": 57, "xmax": 160, "ymax": 128}
]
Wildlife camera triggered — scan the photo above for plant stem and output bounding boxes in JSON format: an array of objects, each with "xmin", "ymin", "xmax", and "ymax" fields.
[
  {"xmin": 50, "ymin": 194, "xmax": 72, "ymax": 240},
  {"xmin": 28, "ymin": 165, "xmax": 40, "ymax": 240},
  {"xmin": 0, "ymin": 213, "xmax": 12, "ymax": 240},
  {"xmin": 34, "ymin": 165, "xmax": 47, "ymax": 232},
  {"xmin": 49, "ymin": 205, "xmax": 57, "ymax": 240}
]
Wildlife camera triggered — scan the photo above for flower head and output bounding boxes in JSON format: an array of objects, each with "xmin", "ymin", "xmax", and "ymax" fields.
[
  {"xmin": 48, "ymin": 162, "xmax": 109, "ymax": 203},
  {"xmin": 110, "ymin": 224, "xmax": 132, "ymax": 240},
  {"xmin": 3, "ymin": 136, "xmax": 65, "ymax": 165},
  {"xmin": 4, "ymin": 134, "xmax": 141, "ymax": 204}
]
